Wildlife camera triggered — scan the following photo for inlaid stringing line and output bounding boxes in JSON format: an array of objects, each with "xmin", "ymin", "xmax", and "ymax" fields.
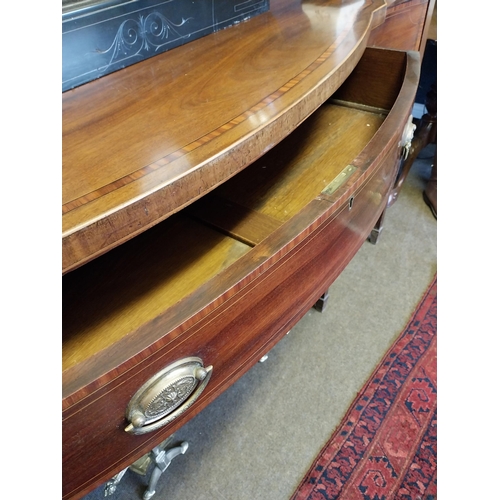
[{"xmin": 62, "ymin": 18, "xmax": 353, "ymax": 216}]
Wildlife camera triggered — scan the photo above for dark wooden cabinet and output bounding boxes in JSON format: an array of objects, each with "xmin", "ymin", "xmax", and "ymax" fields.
[{"xmin": 62, "ymin": 1, "xmax": 432, "ymax": 498}]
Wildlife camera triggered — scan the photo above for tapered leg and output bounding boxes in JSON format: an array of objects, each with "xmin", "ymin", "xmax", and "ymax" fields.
[
  {"xmin": 368, "ymin": 210, "xmax": 386, "ymax": 245},
  {"xmin": 314, "ymin": 289, "xmax": 330, "ymax": 312},
  {"xmin": 423, "ymin": 151, "xmax": 437, "ymax": 218}
]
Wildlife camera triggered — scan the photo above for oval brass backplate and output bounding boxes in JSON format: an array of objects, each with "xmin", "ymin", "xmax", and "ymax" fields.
[{"xmin": 125, "ymin": 357, "xmax": 213, "ymax": 435}]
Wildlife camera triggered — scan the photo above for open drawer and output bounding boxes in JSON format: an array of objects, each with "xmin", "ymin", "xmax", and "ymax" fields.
[{"xmin": 62, "ymin": 47, "xmax": 419, "ymax": 499}]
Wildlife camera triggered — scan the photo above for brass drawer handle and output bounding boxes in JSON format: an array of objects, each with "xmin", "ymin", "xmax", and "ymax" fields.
[
  {"xmin": 125, "ymin": 357, "xmax": 213, "ymax": 435},
  {"xmin": 399, "ymin": 114, "xmax": 416, "ymax": 160}
]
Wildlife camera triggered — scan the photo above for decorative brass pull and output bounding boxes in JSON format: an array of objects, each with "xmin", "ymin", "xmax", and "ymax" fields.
[
  {"xmin": 125, "ymin": 357, "xmax": 213, "ymax": 435},
  {"xmin": 400, "ymin": 114, "xmax": 416, "ymax": 161}
]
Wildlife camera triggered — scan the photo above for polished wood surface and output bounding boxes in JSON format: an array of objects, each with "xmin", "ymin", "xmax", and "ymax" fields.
[
  {"xmin": 63, "ymin": 104, "xmax": 383, "ymax": 378},
  {"xmin": 389, "ymin": 82, "xmax": 436, "ymax": 207},
  {"xmin": 62, "ymin": 44, "xmax": 419, "ymax": 499},
  {"xmin": 368, "ymin": 0, "xmax": 435, "ymax": 58},
  {"xmin": 62, "ymin": 1, "xmax": 427, "ymax": 497},
  {"xmin": 62, "ymin": 0, "xmax": 388, "ymax": 274},
  {"xmin": 427, "ymin": 1, "xmax": 437, "ymax": 41},
  {"xmin": 385, "ymin": 1, "xmax": 436, "ymax": 206},
  {"xmin": 63, "ymin": 47, "xmax": 417, "ymax": 396},
  {"xmin": 62, "ymin": 216, "xmax": 251, "ymax": 372}
]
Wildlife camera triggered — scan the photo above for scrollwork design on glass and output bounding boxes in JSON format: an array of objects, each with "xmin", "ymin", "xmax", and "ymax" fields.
[{"xmin": 97, "ymin": 12, "xmax": 194, "ymax": 70}]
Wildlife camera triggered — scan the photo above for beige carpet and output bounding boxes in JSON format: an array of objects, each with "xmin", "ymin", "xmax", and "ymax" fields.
[{"xmin": 81, "ymin": 144, "xmax": 437, "ymax": 500}]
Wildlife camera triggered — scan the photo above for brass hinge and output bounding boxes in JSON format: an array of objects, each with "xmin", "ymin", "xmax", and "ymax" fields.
[{"xmin": 321, "ymin": 164, "xmax": 357, "ymax": 196}]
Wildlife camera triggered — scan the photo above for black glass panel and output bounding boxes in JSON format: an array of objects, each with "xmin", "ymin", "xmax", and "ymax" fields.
[{"xmin": 62, "ymin": 0, "xmax": 269, "ymax": 92}]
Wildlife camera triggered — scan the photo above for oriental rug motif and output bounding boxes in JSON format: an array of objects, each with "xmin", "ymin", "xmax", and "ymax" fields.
[{"xmin": 291, "ymin": 276, "xmax": 437, "ymax": 500}]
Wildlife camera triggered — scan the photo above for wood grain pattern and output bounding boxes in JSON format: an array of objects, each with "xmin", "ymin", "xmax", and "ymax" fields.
[
  {"xmin": 186, "ymin": 195, "xmax": 283, "ymax": 246},
  {"xmin": 62, "ymin": 102, "xmax": 382, "ymax": 393},
  {"xmin": 63, "ymin": 46, "xmax": 413, "ymax": 397},
  {"xmin": 62, "ymin": 0, "xmax": 388, "ymax": 274},
  {"xmin": 213, "ymin": 105, "xmax": 385, "ymax": 222},
  {"xmin": 63, "ymin": 154, "xmax": 399, "ymax": 500},
  {"xmin": 62, "ymin": 102, "xmax": 382, "ymax": 377},
  {"xmin": 62, "ymin": 44, "xmax": 419, "ymax": 499},
  {"xmin": 61, "ymin": 0, "xmax": 427, "ymax": 496},
  {"xmin": 368, "ymin": 0, "xmax": 435, "ymax": 59},
  {"xmin": 62, "ymin": 216, "xmax": 251, "ymax": 371},
  {"xmin": 333, "ymin": 47, "xmax": 406, "ymax": 110}
]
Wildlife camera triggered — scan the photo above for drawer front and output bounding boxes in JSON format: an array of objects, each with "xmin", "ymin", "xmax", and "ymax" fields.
[
  {"xmin": 368, "ymin": 0, "xmax": 431, "ymax": 53},
  {"xmin": 63, "ymin": 44, "xmax": 419, "ymax": 500},
  {"xmin": 62, "ymin": 136, "xmax": 402, "ymax": 499}
]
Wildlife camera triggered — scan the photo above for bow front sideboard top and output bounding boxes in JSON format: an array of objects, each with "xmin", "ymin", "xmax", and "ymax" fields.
[{"xmin": 62, "ymin": 0, "xmax": 435, "ymax": 498}]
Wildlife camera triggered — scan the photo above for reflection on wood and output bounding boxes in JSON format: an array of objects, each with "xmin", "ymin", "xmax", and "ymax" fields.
[
  {"xmin": 62, "ymin": 0, "xmax": 386, "ymax": 274},
  {"xmin": 61, "ymin": 1, "xmax": 429, "ymax": 498}
]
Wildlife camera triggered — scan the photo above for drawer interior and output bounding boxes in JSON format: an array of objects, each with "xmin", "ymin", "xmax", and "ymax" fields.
[
  {"xmin": 62, "ymin": 47, "xmax": 406, "ymax": 377},
  {"xmin": 62, "ymin": 215, "xmax": 252, "ymax": 371},
  {"xmin": 193, "ymin": 104, "xmax": 385, "ymax": 228},
  {"xmin": 186, "ymin": 47, "xmax": 406, "ymax": 242}
]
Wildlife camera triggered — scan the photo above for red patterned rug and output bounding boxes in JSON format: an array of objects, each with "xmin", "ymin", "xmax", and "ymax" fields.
[{"xmin": 291, "ymin": 276, "xmax": 437, "ymax": 500}]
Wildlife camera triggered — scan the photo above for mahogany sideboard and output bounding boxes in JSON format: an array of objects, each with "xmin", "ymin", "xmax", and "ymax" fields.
[{"xmin": 62, "ymin": 0, "xmax": 433, "ymax": 498}]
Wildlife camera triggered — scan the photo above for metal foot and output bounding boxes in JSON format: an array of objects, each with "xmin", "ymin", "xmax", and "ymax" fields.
[
  {"xmin": 143, "ymin": 441, "xmax": 189, "ymax": 500},
  {"xmin": 102, "ymin": 438, "xmax": 188, "ymax": 499},
  {"xmin": 104, "ymin": 468, "xmax": 129, "ymax": 496}
]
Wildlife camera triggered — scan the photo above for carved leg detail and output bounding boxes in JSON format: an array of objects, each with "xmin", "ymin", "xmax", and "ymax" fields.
[{"xmin": 104, "ymin": 467, "xmax": 129, "ymax": 496}]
